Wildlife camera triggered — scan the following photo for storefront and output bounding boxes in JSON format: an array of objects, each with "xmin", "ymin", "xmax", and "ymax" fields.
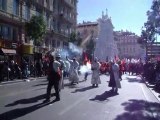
[
  {"xmin": 0, "ymin": 48, "xmax": 17, "ymax": 61},
  {"xmin": 21, "ymin": 44, "xmax": 34, "ymax": 73}
]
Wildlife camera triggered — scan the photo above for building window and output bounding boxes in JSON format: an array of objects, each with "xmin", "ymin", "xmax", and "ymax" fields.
[
  {"xmin": 3, "ymin": 26, "xmax": 8, "ymax": 39},
  {"xmin": 25, "ymin": 5, "xmax": 30, "ymax": 20},
  {"xmin": 46, "ymin": 15, "xmax": 50, "ymax": 28},
  {"xmin": 0, "ymin": 25, "xmax": 17, "ymax": 41},
  {"xmin": 57, "ymin": 41, "xmax": 60, "ymax": 47},
  {"xmin": 12, "ymin": 28, "xmax": 17, "ymax": 42},
  {"xmin": 2, "ymin": 26, "xmax": 11, "ymax": 40},
  {"xmin": 52, "ymin": 19, "xmax": 56, "ymax": 30},
  {"xmin": 118, "ymin": 48, "xmax": 121, "ymax": 53},
  {"xmin": 0, "ymin": 0, "xmax": 6, "ymax": 11},
  {"xmin": 133, "ymin": 48, "xmax": 135, "ymax": 52},
  {"xmin": 52, "ymin": 40, "xmax": 56, "ymax": 47},
  {"xmin": 13, "ymin": 0, "xmax": 19, "ymax": 16},
  {"xmin": 36, "ymin": 7, "xmax": 42, "ymax": 16},
  {"xmin": 0, "ymin": 25, "xmax": 2, "ymax": 38}
]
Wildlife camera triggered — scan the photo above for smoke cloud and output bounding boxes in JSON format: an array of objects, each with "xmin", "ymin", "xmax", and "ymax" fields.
[
  {"xmin": 51, "ymin": 42, "xmax": 83, "ymax": 60},
  {"xmin": 79, "ymin": 62, "xmax": 92, "ymax": 74}
]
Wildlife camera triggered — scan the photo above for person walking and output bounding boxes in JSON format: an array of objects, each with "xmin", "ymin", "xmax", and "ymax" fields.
[
  {"xmin": 64, "ymin": 57, "xmax": 70, "ymax": 78},
  {"xmin": 56, "ymin": 54, "xmax": 65, "ymax": 90},
  {"xmin": 21, "ymin": 58, "xmax": 28, "ymax": 79},
  {"xmin": 108, "ymin": 60, "xmax": 121, "ymax": 93},
  {"xmin": 91, "ymin": 57, "xmax": 101, "ymax": 87},
  {"xmin": 67, "ymin": 57, "xmax": 79, "ymax": 85},
  {"xmin": 43, "ymin": 55, "xmax": 61, "ymax": 102},
  {"xmin": 83, "ymin": 60, "xmax": 89, "ymax": 81}
]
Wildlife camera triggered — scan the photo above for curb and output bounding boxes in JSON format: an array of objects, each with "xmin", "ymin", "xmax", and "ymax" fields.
[
  {"xmin": 0, "ymin": 77, "xmax": 46, "ymax": 85},
  {"xmin": 143, "ymin": 79, "xmax": 160, "ymax": 103}
]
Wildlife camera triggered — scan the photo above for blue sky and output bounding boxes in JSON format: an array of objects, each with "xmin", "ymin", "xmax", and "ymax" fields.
[{"xmin": 77, "ymin": 0, "xmax": 152, "ymax": 36}]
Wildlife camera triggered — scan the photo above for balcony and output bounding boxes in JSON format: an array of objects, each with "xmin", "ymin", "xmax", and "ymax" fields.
[
  {"xmin": 63, "ymin": 0, "xmax": 76, "ymax": 9},
  {"xmin": 0, "ymin": 10, "xmax": 22, "ymax": 24},
  {"xmin": 58, "ymin": 11, "xmax": 74, "ymax": 24},
  {"xmin": 30, "ymin": 0, "xmax": 53, "ymax": 14},
  {"xmin": 46, "ymin": 28, "xmax": 69, "ymax": 42}
]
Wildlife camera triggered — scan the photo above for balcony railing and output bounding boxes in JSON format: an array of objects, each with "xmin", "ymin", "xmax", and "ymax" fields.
[
  {"xmin": 0, "ymin": 9, "xmax": 22, "ymax": 22},
  {"xmin": 63, "ymin": 0, "xmax": 76, "ymax": 9}
]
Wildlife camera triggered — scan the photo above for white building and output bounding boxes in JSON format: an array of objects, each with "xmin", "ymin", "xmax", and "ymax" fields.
[{"xmin": 94, "ymin": 11, "xmax": 118, "ymax": 61}]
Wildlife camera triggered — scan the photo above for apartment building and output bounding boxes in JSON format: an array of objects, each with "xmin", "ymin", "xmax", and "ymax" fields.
[
  {"xmin": 114, "ymin": 31, "xmax": 145, "ymax": 59},
  {"xmin": 77, "ymin": 21, "xmax": 98, "ymax": 48},
  {"xmin": 0, "ymin": 0, "xmax": 77, "ymax": 62}
]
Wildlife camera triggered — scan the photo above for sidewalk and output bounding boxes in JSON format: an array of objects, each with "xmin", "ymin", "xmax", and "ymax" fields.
[
  {"xmin": 144, "ymin": 81, "xmax": 160, "ymax": 103},
  {"xmin": 123, "ymin": 74, "xmax": 160, "ymax": 103},
  {"xmin": 0, "ymin": 76, "xmax": 46, "ymax": 85},
  {"xmin": 138, "ymin": 74, "xmax": 160, "ymax": 102}
]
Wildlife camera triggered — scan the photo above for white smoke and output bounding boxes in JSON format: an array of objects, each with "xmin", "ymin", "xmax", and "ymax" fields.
[
  {"xmin": 79, "ymin": 62, "xmax": 92, "ymax": 74},
  {"xmin": 80, "ymin": 34, "xmax": 92, "ymax": 47},
  {"xmin": 69, "ymin": 42, "xmax": 82, "ymax": 54},
  {"xmin": 52, "ymin": 43, "xmax": 83, "ymax": 60}
]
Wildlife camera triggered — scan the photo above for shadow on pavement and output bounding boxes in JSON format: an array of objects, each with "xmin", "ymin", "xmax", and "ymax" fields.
[
  {"xmin": 90, "ymin": 90, "xmax": 119, "ymax": 101},
  {"xmin": 71, "ymin": 86, "xmax": 96, "ymax": 93},
  {"xmin": 5, "ymin": 93, "xmax": 55, "ymax": 107},
  {"xmin": 33, "ymin": 79, "xmax": 85, "ymax": 88},
  {"xmin": 114, "ymin": 99, "xmax": 160, "ymax": 120},
  {"xmin": 0, "ymin": 100, "xmax": 58, "ymax": 120}
]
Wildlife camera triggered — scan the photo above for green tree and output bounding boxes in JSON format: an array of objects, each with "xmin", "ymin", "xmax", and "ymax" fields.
[
  {"xmin": 69, "ymin": 32, "xmax": 82, "ymax": 46},
  {"xmin": 86, "ymin": 38, "xmax": 95, "ymax": 53},
  {"xmin": 137, "ymin": 30, "xmax": 148, "ymax": 48},
  {"xmin": 85, "ymin": 30, "xmax": 95, "ymax": 60},
  {"xmin": 76, "ymin": 32, "xmax": 82, "ymax": 46},
  {"xmin": 25, "ymin": 15, "xmax": 46, "ymax": 45},
  {"xmin": 69, "ymin": 32, "xmax": 77, "ymax": 43},
  {"xmin": 140, "ymin": 0, "xmax": 160, "ymax": 43}
]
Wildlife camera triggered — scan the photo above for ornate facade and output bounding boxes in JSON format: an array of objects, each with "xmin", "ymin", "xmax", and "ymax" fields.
[
  {"xmin": 77, "ymin": 10, "xmax": 118, "ymax": 61},
  {"xmin": 94, "ymin": 11, "xmax": 118, "ymax": 61}
]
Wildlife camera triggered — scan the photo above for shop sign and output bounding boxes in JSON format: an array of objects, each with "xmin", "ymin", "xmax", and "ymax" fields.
[{"xmin": 22, "ymin": 44, "xmax": 33, "ymax": 54}]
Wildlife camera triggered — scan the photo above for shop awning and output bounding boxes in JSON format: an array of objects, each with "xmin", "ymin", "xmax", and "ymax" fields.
[{"xmin": 0, "ymin": 48, "xmax": 16, "ymax": 55}]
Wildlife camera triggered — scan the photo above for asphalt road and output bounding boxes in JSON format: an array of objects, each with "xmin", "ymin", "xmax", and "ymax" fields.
[{"xmin": 0, "ymin": 74, "xmax": 160, "ymax": 120}]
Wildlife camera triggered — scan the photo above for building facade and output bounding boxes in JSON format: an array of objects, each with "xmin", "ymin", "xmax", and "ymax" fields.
[
  {"xmin": 94, "ymin": 11, "xmax": 118, "ymax": 61},
  {"xmin": 146, "ymin": 42, "xmax": 160, "ymax": 59},
  {"xmin": 0, "ymin": 0, "xmax": 77, "ymax": 62},
  {"xmin": 77, "ymin": 10, "xmax": 118, "ymax": 61},
  {"xmin": 114, "ymin": 30, "xmax": 146, "ymax": 59},
  {"xmin": 77, "ymin": 21, "xmax": 98, "ymax": 48}
]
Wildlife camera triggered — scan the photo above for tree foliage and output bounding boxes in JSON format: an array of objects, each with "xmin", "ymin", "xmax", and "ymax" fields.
[
  {"xmin": 76, "ymin": 32, "xmax": 82, "ymax": 46},
  {"xmin": 69, "ymin": 32, "xmax": 77, "ymax": 43},
  {"xmin": 25, "ymin": 15, "xmax": 46, "ymax": 45},
  {"xmin": 139, "ymin": 0, "xmax": 160, "ymax": 46},
  {"xmin": 86, "ymin": 39, "xmax": 95, "ymax": 53},
  {"xmin": 69, "ymin": 32, "xmax": 82, "ymax": 46}
]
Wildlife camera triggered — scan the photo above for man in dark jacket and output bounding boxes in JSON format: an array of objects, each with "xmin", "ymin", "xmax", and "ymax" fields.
[{"xmin": 43, "ymin": 55, "xmax": 61, "ymax": 103}]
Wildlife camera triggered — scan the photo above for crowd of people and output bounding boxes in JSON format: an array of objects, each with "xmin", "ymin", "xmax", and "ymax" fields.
[
  {"xmin": 0, "ymin": 58, "xmax": 50, "ymax": 81},
  {"xmin": 42, "ymin": 54, "xmax": 160, "ymax": 102},
  {"xmin": 1, "ymin": 53, "xmax": 160, "ymax": 102},
  {"xmin": 43, "ymin": 54, "xmax": 124, "ymax": 102},
  {"xmin": 98, "ymin": 58, "xmax": 160, "ymax": 93}
]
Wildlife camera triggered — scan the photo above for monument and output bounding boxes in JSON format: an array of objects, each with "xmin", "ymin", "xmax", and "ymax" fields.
[{"xmin": 94, "ymin": 9, "xmax": 118, "ymax": 61}]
